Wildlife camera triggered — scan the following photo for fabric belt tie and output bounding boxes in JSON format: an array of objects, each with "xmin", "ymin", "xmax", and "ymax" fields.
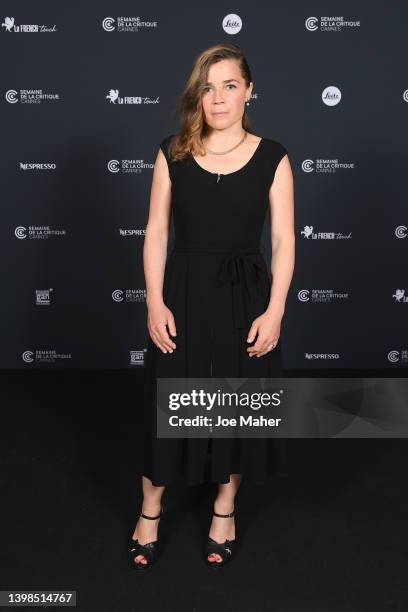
[{"xmin": 172, "ymin": 245, "xmax": 268, "ymax": 329}]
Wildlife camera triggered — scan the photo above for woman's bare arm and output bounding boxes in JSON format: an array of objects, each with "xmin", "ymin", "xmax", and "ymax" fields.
[
  {"xmin": 144, "ymin": 148, "xmax": 172, "ymax": 307},
  {"xmin": 143, "ymin": 147, "xmax": 177, "ymax": 353},
  {"xmin": 267, "ymin": 154, "xmax": 295, "ymax": 317},
  {"xmin": 246, "ymin": 153, "xmax": 295, "ymax": 358}
]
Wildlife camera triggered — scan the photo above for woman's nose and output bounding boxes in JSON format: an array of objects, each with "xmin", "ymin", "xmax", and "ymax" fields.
[{"xmin": 213, "ymin": 90, "xmax": 224, "ymax": 103}]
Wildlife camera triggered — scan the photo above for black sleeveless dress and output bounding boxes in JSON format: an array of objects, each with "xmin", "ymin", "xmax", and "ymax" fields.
[{"xmin": 141, "ymin": 133, "xmax": 289, "ymax": 486}]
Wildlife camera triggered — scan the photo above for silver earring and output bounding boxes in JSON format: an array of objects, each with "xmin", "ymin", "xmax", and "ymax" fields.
[{"xmin": 246, "ymin": 100, "xmax": 250, "ymax": 106}]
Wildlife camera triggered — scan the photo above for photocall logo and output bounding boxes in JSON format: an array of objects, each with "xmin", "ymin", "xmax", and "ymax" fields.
[
  {"xmin": 322, "ymin": 86, "xmax": 341, "ymax": 106},
  {"xmin": 298, "ymin": 290, "xmax": 310, "ymax": 302},
  {"xmin": 305, "ymin": 353, "xmax": 340, "ymax": 360},
  {"xmin": 15, "ymin": 226, "xmax": 27, "ymax": 239},
  {"xmin": 300, "ymin": 225, "xmax": 352, "ymax": 239},
  {"xmin": 107, "ymin": 158, "xmax": 154, "ymax": 174},
  {"xmin": 2, "ymin": 16, "xmax": 15, "ymax": 31},
  {"xmin": 387, "ymin": 350, "xmax": 408, "ymax": 364},
  {"xmin": 20, "ymin": 162, "xmax": 56, "ymax": 171},
  {"xmin": 222, "ymin": 14, "xmax": 242, "ymax": 34},
  {"xmin": 22, "ymin": 350, "xmax": 72, "ymax": 364},
  {"xmin": 102, "ymin": 17, "xmax": 115, "ymax": 31},
  {"xmin": 106, "ymin": 89, "xmax": 159, "ymax": 105},
  {"xmin": 305, "ymin": 16, "xmax": 361, "ymax": 32},
  {"xmin": 302, "ymin": 159, "xmax": 314, "ymax": 172},
  {"xmin": 402, "ymin": 89, "xmax": 408, "ymax": 103},
  {"xmin": 395, "ymin": 225, "xmax": 407, "ymax": 238},
  {"xmin": 14, "ymin": 225, "xmax": 66, "ymax": 239},
  {"xmin": 36, "ymin": 288, "xmax": 53, "ymax": 306},
  {"xmin": 106, "ymin": 90, "xmax": 119, "ymax": 103},
  {"xmin": 108, "ymin": 160, "xmax": 120, "ymax": 173},
  {"xmin": 101, "ymin": 16, "xmax": 158, "ymax": 32},
  {"xmin": 1, "ymin": 16, "xmax": 57, "ymax": 32},
  {"xmin": 302, "ymin": 158, "xmax": 355, "ymax": 173},
  {"xmin": 298, "ymin": 289, "xmax": 349, "ymax": 303},
  {"xmin": 5, "ymin": 89, "xmax": 18, "ymax": 103},
  {"xmin": 118, "ymin": 228, "xmax": 146, "ymax": 236},
  {"xmin": 305, "ymin": 17, "xmax": 319, "ymax": 31},
  {"xmin": 112, "ymin": 288, "xmax": 146, "ymax": 303},
  {"xmin": 5, "ymin": 88, "xmax": 60, "ymax": 104},
  {"xmin": 112, "ymin": 290, "xmax": 123, "ymax": 302},
  {"xmin": 392, "ymin": 289, "xmax": 408, "ymax": 303},
  {"xmin": 130, "ymin": 350, "xmax": 146, "ymax": 366}
]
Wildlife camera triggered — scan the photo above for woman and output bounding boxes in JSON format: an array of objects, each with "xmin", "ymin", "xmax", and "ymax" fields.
[{"xmin": 129, "ymin": 42, "xmax": 295, "ymax": 571}]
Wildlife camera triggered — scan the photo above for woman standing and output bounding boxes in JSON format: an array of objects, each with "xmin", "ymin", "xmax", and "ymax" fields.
[{"xmin": 129, "ymin": 43, "xmax": 295, "ymax": 570}]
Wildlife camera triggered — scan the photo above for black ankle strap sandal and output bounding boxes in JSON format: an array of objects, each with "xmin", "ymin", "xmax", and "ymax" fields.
[
  {"xmin": 129, "ymin": 506, "xmax": 164, "ymax": 572},
  {"xmin": 205, "ymin": 508, "xmax": 237, "ymax": 569}
]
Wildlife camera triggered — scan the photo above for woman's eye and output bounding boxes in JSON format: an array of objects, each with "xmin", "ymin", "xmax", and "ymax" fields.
[{"xmin": 203, "ymin": 84, "xmax": 236, "ymax": 93}]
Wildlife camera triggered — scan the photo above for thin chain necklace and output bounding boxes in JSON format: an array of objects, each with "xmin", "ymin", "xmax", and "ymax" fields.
[{"xmin": 204, "ymin": 130, "xmax": 248, "ymax": 155}]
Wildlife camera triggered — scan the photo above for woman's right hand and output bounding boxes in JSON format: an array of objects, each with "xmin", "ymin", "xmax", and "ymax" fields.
[{"xmin": 147, "ymin": 299, "xmax": 177, "ymax": 354}]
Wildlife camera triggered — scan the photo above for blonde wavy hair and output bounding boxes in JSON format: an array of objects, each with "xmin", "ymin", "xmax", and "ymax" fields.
[{"xmin": 166, "ymin": 43, "xmax": 253, "ymax": 161}]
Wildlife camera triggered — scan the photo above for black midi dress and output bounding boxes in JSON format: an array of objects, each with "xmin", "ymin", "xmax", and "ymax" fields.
[{"xmin": 141, "ymin": 133, "xmax": 289, "ymax": 486}]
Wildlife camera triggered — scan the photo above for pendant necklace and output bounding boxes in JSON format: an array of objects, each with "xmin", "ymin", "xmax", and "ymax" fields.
[{"xmin": 203, "ymin": 131, "xmax": 248, "ymax": 183}]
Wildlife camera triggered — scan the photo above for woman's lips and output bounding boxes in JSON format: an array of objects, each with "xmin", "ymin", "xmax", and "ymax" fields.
[{"xmin": 213, "ymin": 111, "xmax": 228, "ymax": 115}]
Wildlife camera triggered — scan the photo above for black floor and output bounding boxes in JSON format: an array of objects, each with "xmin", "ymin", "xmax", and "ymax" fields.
[{"xmin": 1, "ymin": 370, "xmax": 407, "ymax": 612}]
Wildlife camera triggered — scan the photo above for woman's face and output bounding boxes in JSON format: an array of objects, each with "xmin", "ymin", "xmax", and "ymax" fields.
[{"xmin": 201, "ymin": 58, "xmax": 252, "ymax": 130}]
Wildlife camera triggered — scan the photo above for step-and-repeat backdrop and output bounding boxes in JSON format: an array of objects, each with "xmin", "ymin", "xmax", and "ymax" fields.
[{"xmin": 1, "ymin": 3, "xmax": 407, "ymax": 369}]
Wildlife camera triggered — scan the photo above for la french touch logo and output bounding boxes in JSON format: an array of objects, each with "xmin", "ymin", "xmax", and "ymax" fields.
[
  {"xmin": 300, "ymin": 225, "xmax": 352, "ymax": 240},
  {"xmin": 1, "ymin": 16, "xmax": 57, "ymax": 32},
  {"xmin": 392, "ymin": 290, "xmax": 408, "ymax": 303},
  {"xmin": 105, "ymin": 89, "xmax": 159, "ymax": 105}
]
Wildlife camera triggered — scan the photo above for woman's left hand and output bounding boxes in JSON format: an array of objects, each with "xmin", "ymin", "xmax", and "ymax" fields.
[{"xmin": 246, "ymin": 308, "xmax": 283, "ymax": 358}]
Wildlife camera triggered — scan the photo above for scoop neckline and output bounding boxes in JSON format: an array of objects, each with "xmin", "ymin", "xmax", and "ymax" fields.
[{"xmin": 190, "ymin": 137, "xmax": 264, "ymax": 177}]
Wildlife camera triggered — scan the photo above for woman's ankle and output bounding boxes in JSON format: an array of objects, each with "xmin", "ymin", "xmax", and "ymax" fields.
[
  {"xmin": 214, "ymin": 497, "xmax": 235, "ymax": 513},
  {"xmin": 141, "ymin": 499, "xmax": 162, "ymax": 515}
]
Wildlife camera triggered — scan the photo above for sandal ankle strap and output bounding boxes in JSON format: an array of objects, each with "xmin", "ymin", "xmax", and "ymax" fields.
[
  {"xmin": 140, "ymin": 506, "xmax": 164, "ymax": 520},
  {"xmin": 213, "ymin": 509, "xmax": 235, "ymax": 518}
]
